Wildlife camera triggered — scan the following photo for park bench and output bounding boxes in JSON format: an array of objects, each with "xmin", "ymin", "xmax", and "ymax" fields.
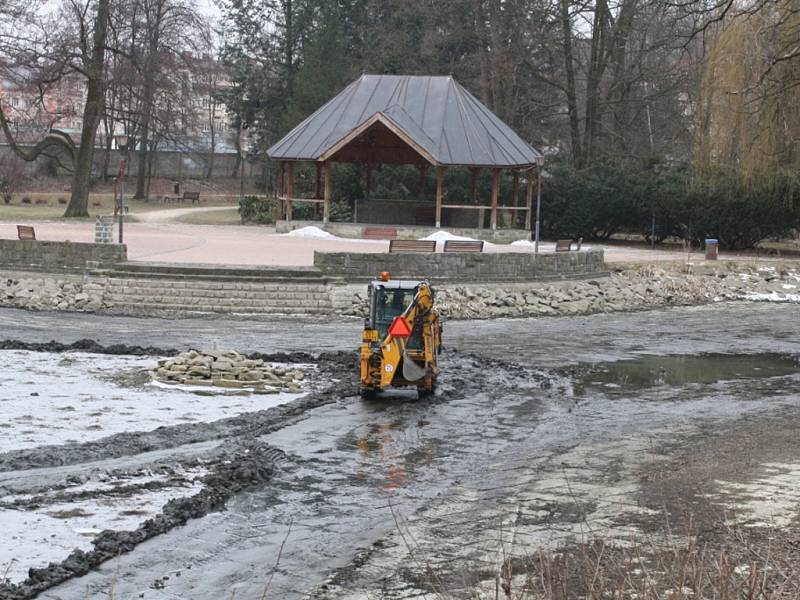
[
  {"xmin": 163, "ymin": 191, "xmax": 200, "ymax": 204},
  {"xmin": 389, "ymin": 239, "xmax": 436, "ymax": 253},
  {"xmin": 555, "ymin": 237, "xmax": 583, "ymax": 252},
  {"xmin": 363, "ymin": 226, "xmax": 398, "ymax": 240},
  {"xmin": 17, "ymin": 225, "xmax": 35, "ymax": 240},
  {"xmin": 443, "ymin": 240, "xmax": 484, "ymax": 253}
]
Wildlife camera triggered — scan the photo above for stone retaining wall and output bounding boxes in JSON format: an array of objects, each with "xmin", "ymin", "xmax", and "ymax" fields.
[
  {"xmin": 314, "ymin": 249, "xmax": 606, "ymax": 282},
  {"xmin": 0, "ymin": 239, "xmax": 127, "ymax": 271}
]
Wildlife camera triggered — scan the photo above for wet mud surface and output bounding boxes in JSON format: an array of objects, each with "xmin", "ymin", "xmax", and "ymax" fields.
[{"xmin": 0, "ymin": 302, "xmax": 799, "ymax": 598}]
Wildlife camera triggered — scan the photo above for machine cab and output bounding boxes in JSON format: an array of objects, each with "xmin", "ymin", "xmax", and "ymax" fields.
[{"xmin": 365, "ymin": 279, "xmax": 421, "ymax": 341}]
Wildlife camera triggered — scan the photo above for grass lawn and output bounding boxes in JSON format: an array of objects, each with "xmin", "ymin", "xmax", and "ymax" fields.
[
  {"xmin": 0, "ymin": 193, "xmax": 239, "ymax": 222},
  {"xmin": 176, "ymin": 207, "xmax": 243, "ymax": 225}
]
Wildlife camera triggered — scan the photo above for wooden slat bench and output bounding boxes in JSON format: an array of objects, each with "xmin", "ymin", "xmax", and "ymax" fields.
[
  {"xmin": 443, "ymin": 240, "xmax": 484, "ymax": 253},
  {"xmin": 163, "ymin": 191, "xmax": 200, "ymax": 204},
  {"xmin": 388, "ymin": 240, "xmax": 436, "ymax": 253},
  {"xmin": 17, "ymin": 225, "xmax": 35, "ymax": 240},
  {"xmin": 555, "ymin": 237, "xmax": 583, "ymax": 252},
  {"xmin": 363, "ymin": 226, "xmax": 398, "ymax": 239}
]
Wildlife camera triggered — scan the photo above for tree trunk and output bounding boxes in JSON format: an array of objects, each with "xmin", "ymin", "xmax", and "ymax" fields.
[
  {"xmin": 64, "ymin": 0, "xmax": 110, "ymax": 218},
  {"xmin": 559, "ymin": 0, "xmax": 583, "ymax": 165},
  {"xmin": 583, "ymin": 0, "xmax": 609, "ymax": 165},
  {"xmin": 134, "ymin": 1, "xmax": 162, "ymax": 199}
]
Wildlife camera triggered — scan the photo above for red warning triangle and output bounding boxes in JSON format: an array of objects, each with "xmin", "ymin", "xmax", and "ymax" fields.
[{"xmin": 388, "ymin": 316, "xmax": 412, "ymax": 338}]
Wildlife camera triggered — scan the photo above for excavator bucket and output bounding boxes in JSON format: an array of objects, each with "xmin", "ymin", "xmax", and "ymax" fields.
[{"xmin": 401, "ymin": 349, "xmax": 427, "ymax": 382}]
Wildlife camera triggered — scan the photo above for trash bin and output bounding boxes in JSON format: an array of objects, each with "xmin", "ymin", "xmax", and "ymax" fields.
[{"xmin": 705, "ymin": 238, "xmax": 719, "ymax": 260}]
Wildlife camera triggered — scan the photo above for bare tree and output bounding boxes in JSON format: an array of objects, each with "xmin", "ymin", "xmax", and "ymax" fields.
[{"xmin": 0, "ymin": 0, "xmax": 111, "ymax": 217}]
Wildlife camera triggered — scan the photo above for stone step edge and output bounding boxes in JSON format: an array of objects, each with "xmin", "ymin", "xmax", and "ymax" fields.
[{"xmin": 107, "ymin": 303, "xmax": 331, "ymax": 315}]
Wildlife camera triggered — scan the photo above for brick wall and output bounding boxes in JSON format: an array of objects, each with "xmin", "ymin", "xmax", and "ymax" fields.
[
  {"xmin": 314, "ymin": 249, "xmax": 606, "ymax": 282},
  {"xmin": 0, "ymin": 239, "xmax": 127, "ymax": 271}
]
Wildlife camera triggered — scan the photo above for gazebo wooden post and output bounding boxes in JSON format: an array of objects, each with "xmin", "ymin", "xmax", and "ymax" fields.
[
  {"xmin": 525, "ymin": 166, "xmax": 534, "ymax": 230},
  {"xmin": 323, "ymin": 160, "xmax": 332, "ymax": 224},
  {"xmin": 512, "ymin": 170, "xmax": 520, "ymax": 228},
  {"xmin": 286, "ymin": 161, "xmax": 294, "ymax": 221},
  {"xmin": 276, "ymin": 160, "xmax": 285, "ymax": 219},
  {"xmin": 490, "ymin": 167, "xmax": 500, "ymax": 230},
  {"xmin": 435, "ymin": 166, "xmax": 444, "ymax": 228},
  {"xmin": 365, "ymin": 165, "xmax": 372, "ymax": 199},
  {"xmin": 315, "ymin": 162, "xmax": 322, "ymax": 199},
  {"xmin": 470, "ymin": 167, "xmax": 483, "ymax": 228}
]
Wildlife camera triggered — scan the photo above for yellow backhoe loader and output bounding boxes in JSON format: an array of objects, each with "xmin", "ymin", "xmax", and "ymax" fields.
[{"xmin": 359, "ymin": 273, "xmax": 442, "ymax": 399}]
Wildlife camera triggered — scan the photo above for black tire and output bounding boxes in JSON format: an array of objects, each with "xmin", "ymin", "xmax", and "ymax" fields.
[
  {"xmin": 417, "ymin": 378, "xmax": 436, "ymax": 399},
  {"xmin": 360, "ymin": 387, "xmax": 377, "ymax": 400}
]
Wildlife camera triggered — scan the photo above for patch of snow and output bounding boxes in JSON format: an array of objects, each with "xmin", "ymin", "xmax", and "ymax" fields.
[
  {"xmin": 283, "ymin": 226, "xmax": 385, "ymax": 244},
  {"xmin": 782, "ymin": 284, "xmax": 797, "ymax": 290},
  {"xmin": 0, "ymin": 467, "xmax": 207, "ymax": 584},
  {"xmin": 419, "ymin": 231, "xmax": 479, "ymax": 242},
  {"xmin": 0, "ymin": 350, "xmax": 306, "ymax": 454},
  {"xmin": 743, "ymin": 292, "xmax": 800, "ymax": 303},
  {"xmin": 285, "ymin": 225, "xmax": 339, "ymax": 240}
]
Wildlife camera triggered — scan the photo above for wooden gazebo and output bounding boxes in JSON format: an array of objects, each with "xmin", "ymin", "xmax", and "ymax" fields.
[{"xmin": 267, "ymin": 74, "xmax": 544, "ymax": 231}]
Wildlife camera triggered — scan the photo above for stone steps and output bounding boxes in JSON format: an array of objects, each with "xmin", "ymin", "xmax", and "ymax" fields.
[
  {"xmin": 109, "ymin": 302, "xmax": 327, "ymax": 315},
  {"xmin": 103, "ymin": 276, "xmax": 334, "ymax": 315}
]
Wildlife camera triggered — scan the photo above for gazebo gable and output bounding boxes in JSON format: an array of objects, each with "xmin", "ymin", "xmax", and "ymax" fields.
[{"xmin": 320, "ymin": 111, "xmax": 438, "ymax": 166}]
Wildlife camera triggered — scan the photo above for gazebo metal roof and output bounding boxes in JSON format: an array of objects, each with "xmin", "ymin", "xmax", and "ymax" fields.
[{"xmin": 267, "ymin": 74, "xmax": 543, "ymax": 168}]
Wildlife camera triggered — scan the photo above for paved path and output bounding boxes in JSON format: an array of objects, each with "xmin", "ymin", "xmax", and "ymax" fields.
[
  {"xmin": 133, "ymin": 205, "xmax": 235, "ymax": 224},
  {"xmin": 0, "ymin": 219, "xmax": 786, "ymax": 266}
]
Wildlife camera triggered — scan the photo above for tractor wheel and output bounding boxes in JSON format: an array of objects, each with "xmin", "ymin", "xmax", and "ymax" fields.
[
  {"xmin": 417, "ymin": 378, "xmax": 436, "ymax": 399},
  {"xmin": 360, "ymin": 387, "xmax": 377, "ymax": 400}
]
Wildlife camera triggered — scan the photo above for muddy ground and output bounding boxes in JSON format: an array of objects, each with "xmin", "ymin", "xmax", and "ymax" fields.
[{"xmin": 0, "ymin": 302, "xmax": 799, "ymax": 599}]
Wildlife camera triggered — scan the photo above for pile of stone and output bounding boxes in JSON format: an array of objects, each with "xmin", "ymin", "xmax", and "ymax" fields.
[
  {"xmin": 1, "ymin": 277, "xmax": 108, "ymax": 312},
  {"xmin": 153, "ymin": 349, "xmax": 305, "ymax": 392},
  {"xmin": 341, "ymin": 265, "xmax": 800, "ymax": 320}
]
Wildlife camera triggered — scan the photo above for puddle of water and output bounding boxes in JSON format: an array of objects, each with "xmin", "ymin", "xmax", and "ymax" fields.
[{"xmin": 581, "ymin": 353, "xmax": 799, "ymax": 390}]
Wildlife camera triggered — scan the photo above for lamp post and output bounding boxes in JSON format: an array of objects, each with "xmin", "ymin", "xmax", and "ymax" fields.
[{"xmin": 114, "ymin": 134, "xmax": 129, "ymax": 244}]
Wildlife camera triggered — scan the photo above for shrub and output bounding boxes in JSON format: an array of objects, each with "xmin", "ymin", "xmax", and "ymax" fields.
[
  {"xmin": 330, "ymin": 199, "xmax": 353, "ymax": 222},
  {"xmin": 541, "ymin": 161, "xmax": 800, "ymax": 250},
  {"xmin": 0, "ymin": 155, "xmax": 27, "ymax": 205},
  {"xmin": 683, "ymin": 169, "xmax": 800, "ymax": 249},
  {"xmin": 291, "ymin": 202, "xmax": 317, "ymax": 220},
  {"xmin": 238, "ymin": 195, "xmax": 275, "ymax": 224},
  {"xmin": 58, "ymin": 197, "xmax": 67, "ymax": 205},
  {"xmin": 20, "ymin": 196, "xmax": 31, "ymax": 204},
  {"xmin": 542, "ymin": 162, "xmax": 647, "ymax": 241}
]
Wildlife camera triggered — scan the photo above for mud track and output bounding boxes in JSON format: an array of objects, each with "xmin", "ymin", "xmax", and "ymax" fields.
[
  {"xmin": 1, "ymin": 303, "xmax": 800, "ymax": 599},
  {"xmin": 0, "ymin": 344, "xmax": 536, "ymax": 599}
]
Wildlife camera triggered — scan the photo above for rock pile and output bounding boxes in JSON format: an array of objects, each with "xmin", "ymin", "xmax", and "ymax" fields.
[
  {"xmin": 153, "ymin": 349, "xmax": 305, "ymax": 392},
  {"xmin": 1, "ymin": 277, "xmax": 108, "ymax": 312},
  {"xmin": 342, "ymin": 264, "xmax": 800, "ymax": 320}
]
